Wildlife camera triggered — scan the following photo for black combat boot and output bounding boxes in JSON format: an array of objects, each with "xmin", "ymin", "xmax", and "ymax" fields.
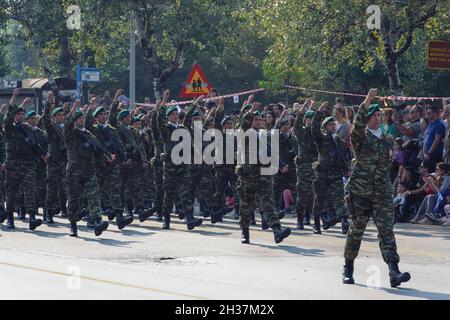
[
  {"xmin": 0, "ymin": 207, "xmax": 7, "ymax": 224},
  {"xmin": 278, "ymin": 210, "xmax": 287, "ymax": 220},
  {"xmin": 6, "ymin": 211, "xmax": 15, "ymax": 229},
  {"xmin": 233, "ymin": 206, "xmax": 240, "ymax": 220},
  {"xmin": 388, "ymin": 262, "xmax": 411, "ymax": 288},
  {"xmin": 44, "ymin": 208, "xmax": 55, "ymax": 224},
  {"xmin": 313, "ymin": 216, "xmax": 322, "ymax": 234},
  {"xmin": 70, "ymin": 222, "xmax": 78, "ymax": 237},
  {"xmin": 210, "ymin": 211, "xmax": 222, "ymax": 224},
  {"xmin": 303, "ymin": 212, "xmax": 311, "ymax": 225},
  {"xmin": 176, "ymin": 207, "xmax": 185, "ymax": 220},
  {"xmin": 93, "ymin": 219, "xmax": 109, "ymax": 237},
  {"xmin": 29, "ymin": 211, "xmax": 43, "ymax": 231},
  {"xmin": 136, "ymin": 207, "xmax": 153, "ymax": 222},
  {"xmin": 116, "ymin": 210, "xmax": 134, "ymax": 230},
  {"xmin": 341, "ymin": 216, "xmax": 350, "ymax": 235},
  {"xmin": 186, "ymin": 212, "xmax": 203, "ymax": 231},
  {"xmin": 250, "ymin": 211, "xmax": 256, "ymax": 226},
  {"xmin": 261, "ymin": 219, "xmax": 269, "ymax": 230},
  {"xmin": 323, "ymin": 215, "xmax": 339, "ymax": 230},
  {"xmin": 17, "ymin": 204, "xmax": 26, "ymax": 221},
  {"xmin": 297, "ymin": 212, "xmax": 304, "ymax": 230},
  {"xmin": 241, "ymin": 227, "xmax": 250, "ymax": 244},
  {"xmin": 156, "ymin": 209, "xmax": 163, "ymax": 221},
  {"xmin": 126, "ymin": 201, "xmax": 134, "ymax": 218},
  {"xmin": 105, "ymin": 208, "xmax": 115, "ymax": 221},
  {"xmin": 272, "ymin": 223, "xmax": 291, "ymax": 244},
  {"xmin": 342, "ymin": 259, "xmax": 355, "ymax": 284},
  {"xmin": 162, "ymin": 212, "xmax": 171, "ymax": 229}
]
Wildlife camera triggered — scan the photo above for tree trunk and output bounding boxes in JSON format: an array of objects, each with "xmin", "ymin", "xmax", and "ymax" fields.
[{"xmin": 386, "ymin": 54, "xmax": 403, "ymax": 96}]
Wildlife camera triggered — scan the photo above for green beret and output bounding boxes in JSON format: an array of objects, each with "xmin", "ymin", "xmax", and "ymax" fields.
[
  {"xmin": 165, "ymin": 106, "xmax": 178, "ymax": 117},
  {"xmin": 322, "ymin": 116, "xmax": 336, "ymax": 127},
  {"xmin": 243, "ymin": 104, "xmax": 252, "ymax": 113},
  {"xmin": 221, "ymin": 115, "xmax": 232, "ymax": 126},
  {"xmin": 304, "ymin": 110, "xmax": 315, "ymax": 119},
  {"xmin": 131, "ymin": 116, "xmax": 141, "ymax": 125},
  {"xmin": 192, "ymin": 109, "xmax": 202, "ymax": 117},
  {"xmin": 368, "ymin": 104, "xmax": 381, "ymax": 117},
  {"xmin": 252, "ymin": 110, "xmax": 263, "ymax": 116},
  {"xmin": 137, "ymin": 113, "xmax": 145, "ymax": 120},
  {"xmin": 16, "ymin": 107, "xmax": 26, "ymax": 114},
  {"xmin": 51, "ymin": 107, "xmax": 64, "ymax": 116},
  {"xmin": 74, "ymin": 110, "xmax": 84, "ymax": 120},
  {"xmin": 93, "ymin": 106, "xmax": 106, "ymax": 118},
  {"xmin": 25, "ymin": 110, "xmax": 36, "ymax": 120},
  {"xmin": 118, "ymin": 109, "xmax": 130, "ymax": 121}
]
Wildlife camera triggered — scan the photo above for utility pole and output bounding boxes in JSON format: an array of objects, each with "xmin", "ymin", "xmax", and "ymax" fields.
[{"xmin": 129, "ymin": 13, "xmax": 136, "ymax": 109}]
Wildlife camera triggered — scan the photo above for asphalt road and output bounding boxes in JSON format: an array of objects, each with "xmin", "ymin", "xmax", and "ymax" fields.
[{"xmin": 0, "ymin": 210, "xmax": 449, "ymax": 300}]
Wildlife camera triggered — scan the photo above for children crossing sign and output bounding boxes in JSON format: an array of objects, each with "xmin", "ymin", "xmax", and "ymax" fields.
[{"xmin": 179, "ymin": 63, "xmax": 212, "ymax": 98}]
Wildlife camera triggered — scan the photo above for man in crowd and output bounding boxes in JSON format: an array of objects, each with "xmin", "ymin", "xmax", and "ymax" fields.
[{"xmin": 423, "ymin": 105, "xmax": 445, "ymax": 172}]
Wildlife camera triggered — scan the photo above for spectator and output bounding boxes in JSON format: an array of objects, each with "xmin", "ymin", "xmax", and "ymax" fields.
[
  {"xmin": 346, "ymin": 106, "xmax": 355, "ymax": 125},
  {"xmin": 334, "ymin": 105, "xmax": 352, "ymax": 159},
  {"xmin": 423, "ymin": 105, "xmax": 445, "ymax": 171},
  {"xmin": 395, "ymin": 105, "xmax": 423, "ymax": 168},
  {"xmin": 392, "ymin": 137, "xmax": 406, "ymax": 183},
  {"xmin": 102, "ymin": 91, "xmax": 112, "ymax": 109},
  {"xmin": 381, "ymin": 108, "xmax": 399, "ymax": 138},
  {"xmin": 394, "ymin": 182, "xmax": 408, "ymax": 222},
  {"xmin": 442, "ymin": 104, "xmax": 450, "ymax": 164}
]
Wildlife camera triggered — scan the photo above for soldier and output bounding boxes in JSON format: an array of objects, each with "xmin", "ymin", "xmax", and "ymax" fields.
[
  {"xmin": 293, "ymin": 99, "xmax": 317, "ymax": 229},
  {"xmin": 42, "ymin": 93, "xmax": 68, "ymax": 223},
  {"xmin": 0, "ymin": 89, "xmax": 48, "ymax": 230},
  {"xmin": 343, "ymin": 89, "xmax": 411, "ymax": 288},
  {"xmin": 25, "ymin": 110, "xmax": 48, "ymax": 219},
  {"xmin": 156, "ymin": 90, "xmax": 203, "ymax": 230},
  {"xmin": 273, "ymin": 110, "xmax": 297, "ymax": 217},
  {"xmin": 85, "ymin": 104, "xmax": 134, "ymax": 230},
  {"xmin": 109, "ymin": 90, "xmax": 154, "ymax": 223},
  {"xmin": 235, "ymin": 101, "xmax": 291, "ymax": 244},
  {"xmin": 0, "ymin": 115, "xmax": 5, "ymax": 219},
  {"xmin": 210, "ymin": 99, "xmax": 239, "ymax": 222},
  {"xmin": 311, "ymin": 102, "xmax": 351, "ymax": 235},
  {"xmin": 64, "ymin": 101, "xmax": 110, "ymax": 237},
  {"xmin": 149, "ymin": 106, "xmax": 165, "ymax": 221}
]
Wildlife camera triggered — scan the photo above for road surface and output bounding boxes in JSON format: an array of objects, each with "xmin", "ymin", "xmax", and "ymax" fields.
[{"xmin": 0, "ymin": 211, "xmax": 449, "ymax": 300}]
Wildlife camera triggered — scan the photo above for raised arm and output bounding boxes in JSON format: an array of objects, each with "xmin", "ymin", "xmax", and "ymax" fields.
[
  {"xmin": 156, "ymin": 90, "xmax": 172, "ymax": 142},
  {"xmin": 311, "ymin": 102, "xmax": 328, "ymax": 146},
  {"xmin": 351, "ymin": 88, "xmax": 378, "ymax": 153},
  {"xmin": 108, "ymin": 89, "xmax": 123, "ymax": 128}
]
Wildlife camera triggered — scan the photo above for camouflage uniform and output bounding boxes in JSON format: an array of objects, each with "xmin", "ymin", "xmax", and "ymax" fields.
[
  {"xmin": 141, "ymin": 126, "xmax": 156, "ymax": 207},
  {"xmin": 344, "ymin": 103, "xmax": 400, "ymax": 264},
  {"xmin": 33, "ymin": 123, "xmax": 48, "ymax": 209},
  {"xmin": 293, "ymin": 112, "xmax": 317, "ymax": 220},
  {"xmin": 150, "ymin": 112, "xmax": 164, "ymax": 217},
  {"xmin": 311, "ymin": 110, "xmax": 350, "ymax": 222},
  {"xmin": 0, "ymin": 129, "xmax": 6, "ymax": 212},
  {"xmin": 212, "ymin": 108, "xmax": 238, "ymax": 213},
  {"xmin": 235, "ymin": 111, "xmax": 280, "ymax": 229},
  {"xmin": 85, "ymin": 111, "xmax": 125, "ymax": 215},
  {"xmin": 42, "ymin": 103, "xmax": 67, "ymax": 216},
  {"xmin": 157, "ymin": 104, "xmax": 199, "ymax": 228},
  {"xmin": 109, "ymin": 102, "xmax": 147, "ymax": 212},
  {"xmin": 3, "ymin": 104, "xmax": 47, "ymax": 222},
  {"xmin": 64, "ymin": 112, "xmax": 107, "ymax": 224}
]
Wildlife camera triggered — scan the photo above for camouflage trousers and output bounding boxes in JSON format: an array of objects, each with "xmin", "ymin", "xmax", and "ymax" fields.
[
  {"xmin": 274, "ymin": 170, "xmax": 296, "ymax": 210},
  {"xmin": 97, "ymin": 162, "xmax": 122, "ymax": 212},
  {"xmin": 5, "ymin": 160, "xmax": 37, "ymax": 213},
  {"xmin": 236, "ymin": 175, "xmax": 280, "ymax": 229},
  {"xmin": 142, "ymin": 166, "xmax": 156, "ymax": 204},
  {"xmin": 162, "ymin": 162, "xmax": 193, "ymax": 214},
  {"xmin": 214, "ymin": 165, "xmax": 238, "ymax": 209},
  {"xmin": 312, "ymin": 171, "xmax": 347, "ymax": 219},
  {"xmin": 36, "ymin": 162, "xmax": 47, "ymax": 208},
  {"xmin": 46, "ymin": 160, "xmax": 67, "ymax": 211},
  {"xmin": 120, "ymin": 162, "xmax": 145, "ymax": 209},
  {"xmin": 152, "ymin": 162, "xmax": 164, "ymax": 213},
  {"xmin": 344, "ymin": 193, "xmax": 400, "ymax": 264},
  {"xmin": 296, "ymin": 161, "xmax": 314, "ymax": 216},
  {"xmin": 190, "ymin": 165, "xmax": 214, "ymax": 207},
  {"xmin": 0, "ymin": 171, "xmax": 5, "ymax": 205},
  {"xmin": 66, "ymin": 163, "xmax": 102, "ymax": 223}
]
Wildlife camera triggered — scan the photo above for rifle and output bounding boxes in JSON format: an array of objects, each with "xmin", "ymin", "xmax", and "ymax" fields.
[
  {"xmin": 16, "ymin": 123, "xmax": 47, "ymax": 157},
  {"xmin": 99, "ymin": 126, "xmax": 125, "ymax": 160},
  {"xmin": 74, "ymin": 129, "xmax": 113, "ymax": 161}
]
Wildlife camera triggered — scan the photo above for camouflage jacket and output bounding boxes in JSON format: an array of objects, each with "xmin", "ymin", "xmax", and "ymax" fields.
[
  {"xmin": 312, "ymin": 110, "xmax": 350, "ymax": 176},
  {"xmin": 345, "ymin": 103, "xmax": 394, "ymax": 199},
  {"xmin": 293, "ymin": 112, "xmax": 318, "ymax": 163},
  {"xmin": 43, "ymin": 102, "xmax": 67, "ymax": 162},
  {"xmin": 150, "ymin": 111, "xmax": 163, "ymax": 164},
  {"xmin": 64, "ymin": 112, "xmax": 108, "ymax": 168}
]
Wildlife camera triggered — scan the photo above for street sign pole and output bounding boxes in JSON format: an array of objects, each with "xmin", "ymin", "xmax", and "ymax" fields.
[{"xmin": 129, "ymin": 14, "xmax": 136, "ymax": 109}]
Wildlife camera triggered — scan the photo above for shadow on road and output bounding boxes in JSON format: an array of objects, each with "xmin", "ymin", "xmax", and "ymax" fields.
[
  {"xmin": 254, "ymin": 243, "xmax": 325, "ymax": 256},
  {"xmin": 354, "ymin": 283, "xmax": 450, "ymax": 300}
]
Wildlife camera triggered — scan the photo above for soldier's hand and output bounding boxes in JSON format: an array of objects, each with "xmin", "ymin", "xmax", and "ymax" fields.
[
  {"xmin": 142, "ymin": 162, "xmax": 149, "ymax": 169},
  {"xmin": 365, "ymin": 88, "xmax": 378, "ymax": 105},
  {"xmin": 10, "ymin": 88, "xmax": 20, "ymax": 105},
  {"xmin": 114, "ymin": 89, "xmax": 124, "ymax": 102},
  {"xmin": 74, "ymin": 99, "xmax": 81, "ymax": 109},
  {"xmin": 247, "ymin": 95, "xmax": 254, "ymax": 105},
  {"xmin": 42, "ymin": 154, "xmax": 50, "ymax": 162},
  {"xmin": 281, "ymin": 110, "xmax": 289, "ymax": 119},
  {"xmin": 163, "ymin": 90, "xmax": 170, "ymax": 103},
  {"xmin": 309, "ymin": 100, "xmax": 316, "ymax": 110},
  {"xmin": 251, "ymin": 102, "xmax": 262, "ymax": 113},
  {"xmin": 280, "ymin": 165, "xmax": 289, "ymax": 174},
  {"xmin": 47, "ymin": 91, "xmax": 54, "ymax": 104},
  {"xmin": 319, "ymin": 102, "xmax": 329, "ymax": 113}
]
